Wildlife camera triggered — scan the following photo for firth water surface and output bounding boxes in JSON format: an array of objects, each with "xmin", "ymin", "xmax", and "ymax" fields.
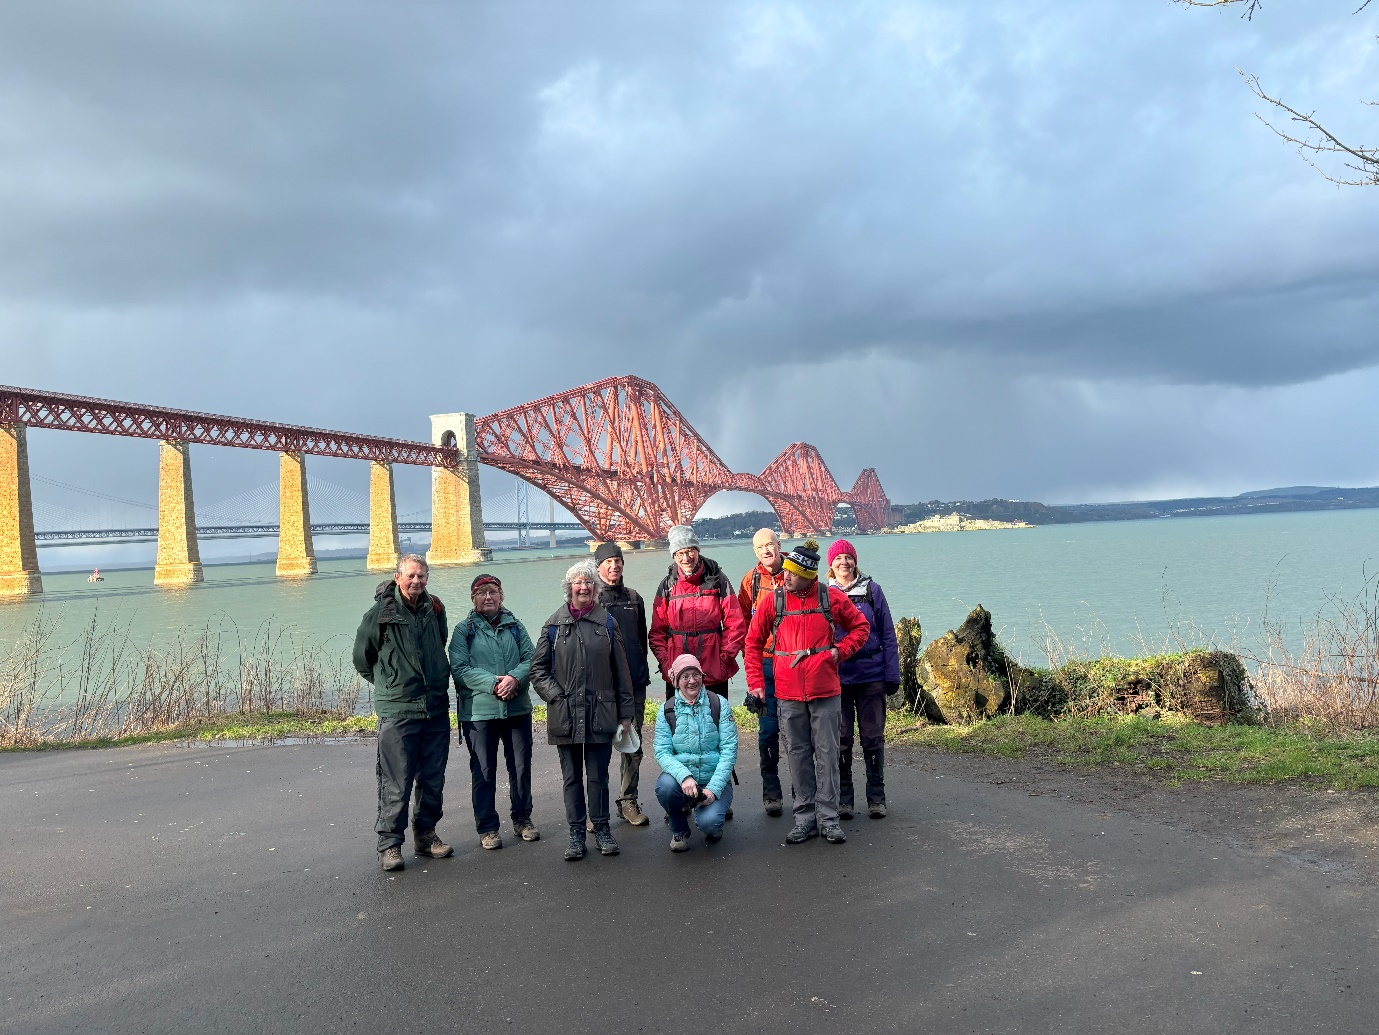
[{"xmin": 4, "ymin": 509, "xmax": 1379, "ymax": 696}]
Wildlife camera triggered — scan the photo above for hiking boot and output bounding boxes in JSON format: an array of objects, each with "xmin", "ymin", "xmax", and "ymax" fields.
[
  {"xmin": 413, "ymin": 830, "xmax": 453, "ymax": 859},
  {"xmin": 592, "ymin": 822, "xmax": 620, "ymax": 856},
  {"xmin": 785, "ymin": 824, "xmax": 818, "ymax": 845},
  {"xmin": 838, "ymin": 803, "xmax": 854, "ymax": 821},
  {"xmin": 618, "ymin": 799, "xmax": 650, "ymax": 826},
  {"xmin": 670, "ymin": 831, "xmax": 691, "ymax": 853},
  {"xmin": 515, "ymin": 818, "xmax": 541, "ymax": 842},
  {"xmin": 380, "ymin": 846, "xmax": 404, "ymax": 872},
  {"xmin": 868, "ymin": 801, "xmax": 888, "ymax": 819},
  {"xmin": 725, "ymin": 807, "xmax": 733, "ymax": 821},
  {"xmin": 764, "ymin": 799, "xmax": 784, "ymax": 817},
  {"xmin": 564, "ymin": 825, "xmax": 586, "ymax": 861},
  {"xmin": 479, "ymin": 831, "xmax": 503, "ymax": 851},
  {"xmin": 822, "ymin": 823, "xmax": 847, "ymax": 844},
  {"xmin": 704, "ymin": 830, "xmax": 722, "ymax": 844}
]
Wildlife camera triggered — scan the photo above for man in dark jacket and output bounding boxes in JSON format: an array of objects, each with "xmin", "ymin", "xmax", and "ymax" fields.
[
  {"xmin": 352, "ymin": 554, "xmax": 454, "ymax": 872},
  {"xmin": 595, "ymin": 542, "xmax": 652, "ymax": 827}
]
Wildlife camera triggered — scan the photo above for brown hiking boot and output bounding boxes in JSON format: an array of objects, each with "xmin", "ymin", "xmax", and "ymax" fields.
[
  {"xmin": 618, "ymin": 800, "xmax": 650, "ymax": 826},
  {"xmin": 479, "ymin": 831, "xmax": 503, "ymax": 850},
  {"xmin": 380, "ymin": 847, "xmax": 404, "ymax": 872},
  {"xmin": 868, "ymin": 802, "xmax": 888, "ymax": 818},
  {"xmin": 514, "ymin": 818, "xmax": 541, "ymax": 842},
  {"xmin": 413, "ymin": 830, "xmax": 453, "ymax": 859},
  {"xmin": 764, "ymin": 799, "xmax": 784, "ymax": 817}
]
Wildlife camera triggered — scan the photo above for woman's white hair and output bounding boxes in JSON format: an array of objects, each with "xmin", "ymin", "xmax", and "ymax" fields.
[{"xmin": 562, "ymin": 558, "xmax": 599, "ymax": 601}]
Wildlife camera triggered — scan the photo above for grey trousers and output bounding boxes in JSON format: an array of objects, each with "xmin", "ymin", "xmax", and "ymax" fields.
[{"xmin": 778, "ymin": 695, "xmax": 842, "ymax": 829}]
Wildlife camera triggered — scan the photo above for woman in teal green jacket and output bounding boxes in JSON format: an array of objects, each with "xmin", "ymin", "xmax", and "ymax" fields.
[
  {"xmin": 448, "ymin": 574, "xmax": 538, "ymax": 849},
  {"xmin": 653, "ymin": 654, "xmax": 738, "ymax": 852}
]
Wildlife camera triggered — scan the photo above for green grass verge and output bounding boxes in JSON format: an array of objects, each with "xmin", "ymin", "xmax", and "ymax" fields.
[{"xmin": 886, "ymin": 711, "xmax": 1379, "ymax": 790}]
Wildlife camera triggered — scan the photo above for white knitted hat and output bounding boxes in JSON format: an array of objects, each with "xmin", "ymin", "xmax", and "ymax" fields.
[{"xmin": 667, "ymin": 524, "xmax": 699, "ymax": 555}]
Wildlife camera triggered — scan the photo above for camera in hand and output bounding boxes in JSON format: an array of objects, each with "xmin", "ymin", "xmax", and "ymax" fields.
[{"xmin": 680, "ymin": 788, "xmax": 709, "ymax": 813}]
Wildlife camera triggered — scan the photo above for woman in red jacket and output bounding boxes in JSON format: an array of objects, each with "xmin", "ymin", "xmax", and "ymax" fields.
[
  {"xmin": 649, "ymin": 524, "xmax": 747, "ymax": 700},
  {"xmin": 744, "ymin": 538, "xmax": 869, "ymax": 845}
]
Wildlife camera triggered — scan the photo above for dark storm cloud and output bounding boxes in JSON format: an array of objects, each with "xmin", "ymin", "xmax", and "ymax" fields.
[{"xmin": 2, "ymin": 1, "xmax": 1377, "ymax": 509}]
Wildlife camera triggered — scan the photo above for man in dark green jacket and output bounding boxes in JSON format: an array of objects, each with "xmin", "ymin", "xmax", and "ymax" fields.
[
  {"xmin": 449, "ymin": 573, "xmax": 539, "ymax": 850},
  {"xmin": 352, "ymin": 554, "xmax": 454, "ymax": 872}
]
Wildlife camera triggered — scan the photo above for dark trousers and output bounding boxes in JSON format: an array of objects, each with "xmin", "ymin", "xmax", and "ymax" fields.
[
  {"xmin": 556, "ymin": 742, "xmax": 614, "ymax": 827},
  {"xmin": 840, "ymin": 681, "xmax": 887, "ymax": 808},
  {"xmin": 462, "ymin": 714, "xmax": 534, "ymax": 835},
  {"xmin": 375, "ymin": 714, "xmax": 450, "ymax": 852},
  {"xmin": 618, "ymin": 684, "xmax": 649, "ymax": 805},
  {"xmin": 757, "ymin": 659, "xmax": 782, "ymax": 801},
  {"xmin": 665, "ymin": 679, "xmax": 729, "ymax": 701},
  {"xmin": 840, "ymin": 681, "xmax": 887, "ymax": 753}
]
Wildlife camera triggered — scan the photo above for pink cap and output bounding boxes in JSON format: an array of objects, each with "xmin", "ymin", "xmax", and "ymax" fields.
[
  {"xmin": 667, "ymin": 654, "xmax": 704, "ymax": 685},
  {"xmin": 827, "ymin": 538, "xmax": 857, "ymax": 568}
]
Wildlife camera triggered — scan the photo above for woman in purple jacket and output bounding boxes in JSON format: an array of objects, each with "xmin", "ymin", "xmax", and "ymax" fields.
[{"xmin": 827, "ymin": 539, "xmax": 900, "ymax": 819}]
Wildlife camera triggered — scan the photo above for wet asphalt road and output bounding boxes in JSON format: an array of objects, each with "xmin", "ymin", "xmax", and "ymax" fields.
[{"xmin": 2, "ymin": 738, "xmax": 1377, "ymax": 1035}]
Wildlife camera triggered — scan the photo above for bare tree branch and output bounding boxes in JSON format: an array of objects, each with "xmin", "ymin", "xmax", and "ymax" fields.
[
  {"xmin": 1175, "ymin": 1, "xmax": 1377, "ymax": 185},
  {"xmin": 1239, "ymin": 69, "xmax": 1379, "ymax": 185}
]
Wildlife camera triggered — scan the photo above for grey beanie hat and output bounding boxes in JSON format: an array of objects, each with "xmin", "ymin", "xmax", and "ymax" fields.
[{"xmin": 667, "ymin": 524, "xmax": 699, "ymax": 555}]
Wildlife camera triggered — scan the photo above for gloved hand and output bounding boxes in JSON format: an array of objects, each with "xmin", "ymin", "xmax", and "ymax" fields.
[
  {"xmin": 744, "ymin": 693, "xmax": 767, "ymax": 716},
  {"xmin": 885, "ymin": 682, "xmax": 900, "ymax": 697}
]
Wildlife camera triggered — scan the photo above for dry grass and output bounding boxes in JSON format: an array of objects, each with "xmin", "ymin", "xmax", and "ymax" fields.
[
  {"xmin": 1250, "ymin": 575, "xmax": 1379, "ymax": 732},
  {"xmin": 0, "ymin": 609, "xmax": 364, "ymax": 749}
]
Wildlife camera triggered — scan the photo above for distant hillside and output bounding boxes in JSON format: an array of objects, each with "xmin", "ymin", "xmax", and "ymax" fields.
[{"xmin": 899, "ymin": 486, "xmax": 1379, "ymax": 526}]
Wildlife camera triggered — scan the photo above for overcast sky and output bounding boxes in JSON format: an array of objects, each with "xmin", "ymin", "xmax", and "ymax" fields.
[{"xmin": 3, "ymin": 0, "xmax": 1377, "ymax": 528}]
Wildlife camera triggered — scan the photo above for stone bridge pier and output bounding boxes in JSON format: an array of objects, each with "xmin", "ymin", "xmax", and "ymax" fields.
[
  {"xmin": 427, "ymin": 413, "xmax": 491, "ymax": 567},
  {"xmin": 0, "ymin": 423, "xmax": 42, "ymax": 597},
  {"xmin": 276, "ymin": 451, "xmax": 317, "ymax": 577},
  {"xmin": 154, "ymin": 439, "xmax": 204, "ymax": 586},
  {"xmin": 367, "ymin": 460, "xmax": 400, "ymax": 572}
]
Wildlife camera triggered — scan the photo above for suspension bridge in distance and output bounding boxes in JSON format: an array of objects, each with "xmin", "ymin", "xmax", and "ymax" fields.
[{"xmin": 0, "ymin": 376, "xmax": 891, "ymax": 596}]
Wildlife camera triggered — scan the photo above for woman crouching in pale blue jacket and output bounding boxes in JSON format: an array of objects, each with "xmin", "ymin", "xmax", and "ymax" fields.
[{"xmin": 654, "ymin": 654, "xmax": 738, "ymax": 852}]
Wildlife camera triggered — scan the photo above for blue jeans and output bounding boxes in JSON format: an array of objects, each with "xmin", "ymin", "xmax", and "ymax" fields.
[
  {"xmin": 655, "ymin": 771, "xmax": 734, "ymax": 837},
  {"xmin": 758, "ymin": 658, "xmax": 779, "ymax": 748}
]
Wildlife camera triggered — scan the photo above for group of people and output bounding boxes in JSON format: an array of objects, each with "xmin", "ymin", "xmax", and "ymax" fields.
[{"xmin": 351, "ymin": 523, "xmax": 900, "ymax": 870}]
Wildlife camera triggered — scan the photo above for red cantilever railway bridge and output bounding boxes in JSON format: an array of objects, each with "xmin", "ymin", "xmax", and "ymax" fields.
[{"xmin": 0, "ymin": 376, "xmax": 890, "ymax": 541}]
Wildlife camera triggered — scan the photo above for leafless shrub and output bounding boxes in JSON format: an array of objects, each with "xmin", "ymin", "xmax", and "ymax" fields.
[
  {"xmin": 1250, "ymin": 573, "xmax": 1379, "ymax": 730},
  {"xmin": 0, "ymin": 609, "xmax": 363, "ymax": 748}
]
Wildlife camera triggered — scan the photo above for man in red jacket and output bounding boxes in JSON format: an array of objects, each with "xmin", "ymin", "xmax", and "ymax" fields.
[{"xmin": 744, "ymin": 538, "xmax": 869, "ymax": 845}]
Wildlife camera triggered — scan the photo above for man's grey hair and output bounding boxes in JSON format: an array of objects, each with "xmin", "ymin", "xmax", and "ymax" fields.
[
  {"xmin": 562, "ymin": 558, "xmax": 599, "ymax": 602},
  {"xmin": 396, "ymin": 553, "xmax": 429, "ymax": 574}
]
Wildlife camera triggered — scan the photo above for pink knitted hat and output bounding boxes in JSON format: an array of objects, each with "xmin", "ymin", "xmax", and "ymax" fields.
[
  {"xmin": 667, "ymin": 654, "xmax": 704, "ymax": 685},
  {"xmin": 827, "ymin": 538, "xmax": 857, "ymax": 568}
]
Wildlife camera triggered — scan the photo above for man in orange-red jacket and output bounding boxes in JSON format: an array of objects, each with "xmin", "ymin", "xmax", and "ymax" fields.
[{"xmin": 744, "ymin": 538, "xmax": 869, "ymax": 845}]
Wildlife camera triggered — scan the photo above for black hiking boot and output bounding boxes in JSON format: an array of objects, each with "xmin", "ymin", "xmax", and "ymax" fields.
[
  {"xmin": 592, "ymin": 822, "xmax": 620, "ymax": 856},
  {"xmin": 564, "ymin": 824, "xmax": 586, "ymax": 861}
]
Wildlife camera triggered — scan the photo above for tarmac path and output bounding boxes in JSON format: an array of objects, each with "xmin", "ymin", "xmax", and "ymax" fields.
[{"xmin": 3, "ymin": 736, "xmax": 1377, "ymax": 1035}]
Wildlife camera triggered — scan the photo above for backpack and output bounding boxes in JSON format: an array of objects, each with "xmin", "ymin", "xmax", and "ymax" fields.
[
  {"xmin": 378, "ymin": 594, "xmax": 445, "ymax": 648},
  {"xmin": 662, "ymin": 690, "xmax": 722, "ymax": 734}
]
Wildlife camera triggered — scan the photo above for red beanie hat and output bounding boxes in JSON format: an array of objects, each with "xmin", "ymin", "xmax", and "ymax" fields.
[{"xmin": 827, "ymin": 539, "xmax": 857, "ymax": 568}]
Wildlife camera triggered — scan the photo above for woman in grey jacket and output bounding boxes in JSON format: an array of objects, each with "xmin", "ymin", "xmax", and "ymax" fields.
[{"xmin": 530, "ymin": 559, "xmax": 636, "ymax": 861}]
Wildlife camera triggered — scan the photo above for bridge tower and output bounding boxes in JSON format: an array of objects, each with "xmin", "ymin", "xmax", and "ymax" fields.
[
  {"xmin": 0, "ymin": 422, "xmax": 42, "ymax": 597},
  {"xmin": 153, "ymin": 440, "xmax": 204, "ymax": 585},
  {"xmin": 427, "ymin": 413, "xmax": 491, "ymax": 567}
]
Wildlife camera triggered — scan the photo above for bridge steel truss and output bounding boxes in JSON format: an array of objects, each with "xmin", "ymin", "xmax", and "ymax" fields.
[
  {"xmin": 475, "ymin": 375, "xmax": 890, "ymax": 541},
  {"xmin": 3, "ymin": 377, "xmax": 889, "ymax": 545},
  {"xmin": 0, "ymin": 385, "xmax": 459, "ymax": 468}
]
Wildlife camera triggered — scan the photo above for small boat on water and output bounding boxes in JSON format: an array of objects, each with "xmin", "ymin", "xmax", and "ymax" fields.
[{"xmin": 87, "ymin": 568, "xmax": 104, "ymax": 583}]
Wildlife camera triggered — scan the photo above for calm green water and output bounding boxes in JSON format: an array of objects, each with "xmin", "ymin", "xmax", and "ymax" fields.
[{"xmin": 4, "ymin": 509, "xmax": 1378, "ymax": 693}]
